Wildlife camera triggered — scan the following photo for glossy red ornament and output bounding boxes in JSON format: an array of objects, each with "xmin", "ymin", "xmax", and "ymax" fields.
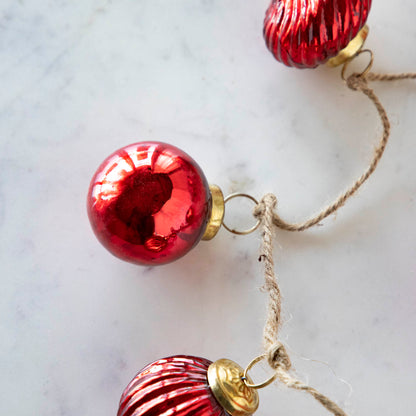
[
  {"xmin": 87, "ymin": 142, "xmax": 211, "ymax": 265},
  {"xmin": 117, "ymin": 356, "xmax": 228, "ymax": 416},
  {"xmin": 264, "ymin": 0, "xmax": 372, "ymax": 68}
]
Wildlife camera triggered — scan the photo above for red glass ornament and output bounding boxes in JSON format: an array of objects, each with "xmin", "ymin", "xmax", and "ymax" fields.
[
  {"xmin": 264, "ymin": 0, "xmax": 372, "ymax": 68},
  {"xmin": 117, "ymin": 356, "xmax": 228, "ymax": 416},
  {"xmin": 87, "ymin": 142, "xmax": 211, "ymax": 265}
]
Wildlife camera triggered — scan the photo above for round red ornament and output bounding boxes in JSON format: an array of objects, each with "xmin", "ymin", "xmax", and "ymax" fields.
[
  {"xmin": 87, "ymin": 142, "xmax": 212, "ymax": 265},
  {"xmin": 264, "ymin": 0, "xmax": 372, "ymax": 68}
]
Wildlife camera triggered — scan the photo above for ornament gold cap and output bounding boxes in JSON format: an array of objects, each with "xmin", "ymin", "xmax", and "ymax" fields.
[
  {"xmin": 202, "ymin": 184, "xmax": 225, "ymax": 241},
  {"xmin": 207, "ymin": 359, "xmax": 259, "ymax": 416},
  {"xmin": 327, "ymin": 25, "xmax": 370, "ymax": 67}
]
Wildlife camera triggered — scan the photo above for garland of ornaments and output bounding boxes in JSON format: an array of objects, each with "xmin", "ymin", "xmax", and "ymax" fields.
[{"xmin": 87, "ymin": 1, "xmax": 415, "ymax": 415}]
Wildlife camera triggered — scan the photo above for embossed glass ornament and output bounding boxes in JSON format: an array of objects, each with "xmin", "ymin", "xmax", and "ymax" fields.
[
  {"xmin": 264, "ymin": 0, "xmax": 372, "ymax": 68},
  {"xmin": 117, "ymin": 356, "xmax": 259, "ymax": 416}
]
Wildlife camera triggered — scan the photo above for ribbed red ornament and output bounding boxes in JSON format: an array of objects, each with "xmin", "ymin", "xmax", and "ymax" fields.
[
  {"xmin": 87, "ymin": 142, "xmax": 211, "ymax": 265},
  {"xmin": 117, "ymin": 356, "xmax": 228, "ymax": 416},
  {"xmin": 264, "ymin": 0, "xmax": 372, "ymax": 68}
]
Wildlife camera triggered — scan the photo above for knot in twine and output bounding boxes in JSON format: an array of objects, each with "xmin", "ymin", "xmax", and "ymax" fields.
[
  {"xmin": 267, "ymin": 342, "xmax": 292, "ymax": 371},
  {"xmin": 346, "ymin": 72, "xmax": 368, "ymax": 91}
]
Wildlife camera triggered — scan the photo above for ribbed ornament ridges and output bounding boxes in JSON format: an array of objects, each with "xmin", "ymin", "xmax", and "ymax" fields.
[
  {"xmin": 264, "ymin": 0, "xmax": 372, "ymax": 68},
  {"xmin": 117, "ymin": 356, "xmax": 229, "ymax": 416}
]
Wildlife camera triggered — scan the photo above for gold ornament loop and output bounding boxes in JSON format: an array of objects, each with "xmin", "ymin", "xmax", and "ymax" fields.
[
  {"xmin": 222, "ymin": 193, "xmax": 261, "ymax": 235},
  {"xmin": 341, "ymin": 48, "xmax": 374, "ymax": 81},
  {"xmin": 242, "ymin": 355, "xmax": 279, "ymax": 390}
]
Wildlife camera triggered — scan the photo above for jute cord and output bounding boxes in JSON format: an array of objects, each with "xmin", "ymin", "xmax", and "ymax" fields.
[
  {"xmin": 253, "ymin": 71, "xmax": 416, "ymax": 232},
  {"xmin": 254, "ymin": 71, "xmax": 415, "ymax": 415},
  {"xmin": 258, "ymin": 194, "xmax": 348, "ymax": 416}
]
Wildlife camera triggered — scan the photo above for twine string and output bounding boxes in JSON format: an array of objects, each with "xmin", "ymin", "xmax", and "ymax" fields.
[
  {"xmin": 258, "ymin": 194, "xmax": 348, "ymax": 416},
  {"xmin": 254, "ymin": 71, "xmax": 415, "ymax": 415},
  {"xmin": 366, "ymin": 72, "xmax": 416, "ymax": 82},
  {"xmin": 253, "ymin": 71, "xmax": 416, "ymax": 232},
  {"xmin": 260, "ymin": 194, "xmax": 281, "ymax": 349}
]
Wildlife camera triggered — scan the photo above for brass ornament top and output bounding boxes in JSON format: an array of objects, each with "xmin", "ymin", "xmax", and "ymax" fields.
[
  {"xmin": 327, "ymin": 25, "xmax": 369, "ymax": 67},
  {"xmin": 202, "ymin": 184, "xmax": 225, "ymax": 241},
  {"xmin": 207, "ymin": 359, "xmax": 259, "ymax": 416}
]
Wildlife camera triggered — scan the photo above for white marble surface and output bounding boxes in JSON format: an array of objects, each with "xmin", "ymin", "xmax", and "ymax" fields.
[{"xmin": 1, "ymin": 1, "xmax": 415, "ymax": 415}]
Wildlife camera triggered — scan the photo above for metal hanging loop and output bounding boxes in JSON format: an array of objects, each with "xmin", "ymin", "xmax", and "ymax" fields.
[
  {"xmin": 341, "ymin": 48, "xmax": 374, "ymax": 81},
  {"xmin": 222, "ymin": 193, "xmax": 261, "ymax": 235},
  {"xmin": 242, "ymin": 354, "xmax": 279, "ymax": 390}
]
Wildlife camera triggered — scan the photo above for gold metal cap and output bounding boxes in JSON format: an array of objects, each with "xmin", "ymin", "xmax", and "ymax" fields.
[
  {"xmin": 327, "ymin": 25, "xmax": 369, "ymax": 67},
  {"xmin": 207, "ymin": 359, "xmax": 259, "ymax": 416},
  {"xmin": 202, "ymin": 185, "xmax": 225, "ymax": 241}
]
